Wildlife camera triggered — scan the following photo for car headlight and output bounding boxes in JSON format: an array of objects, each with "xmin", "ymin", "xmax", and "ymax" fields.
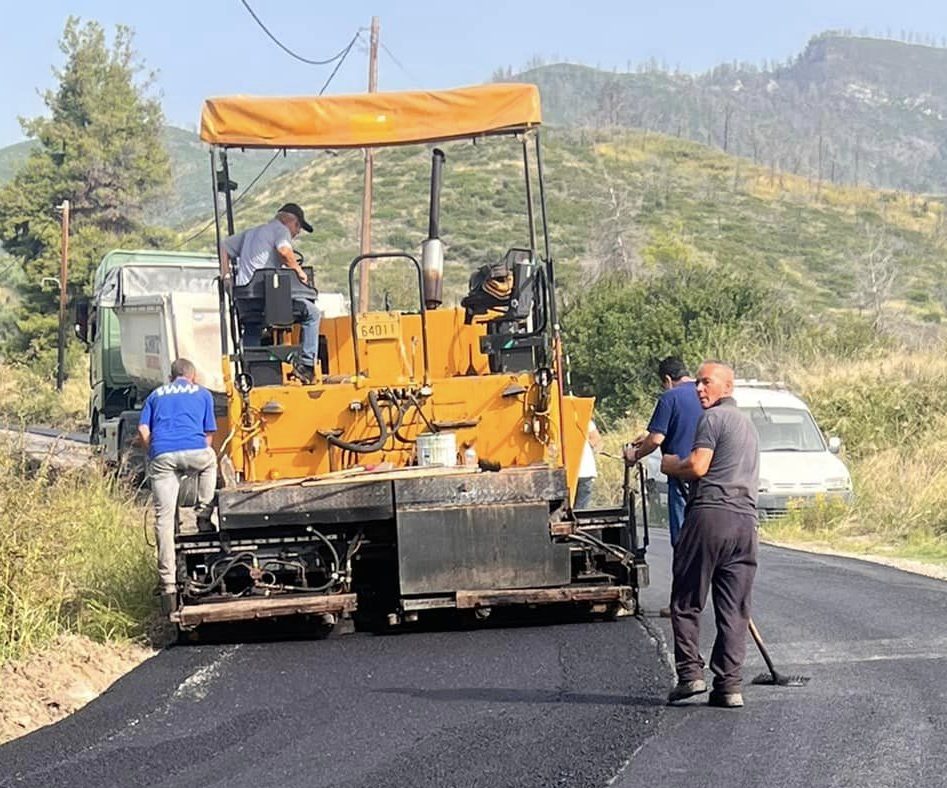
[
  {"xmin": 825, "ymin": 476, "xmax": 851, "ymax": 491},
  {"xmin": 758, "ymin": 478, "xmax": 771, "ymax": 493}
]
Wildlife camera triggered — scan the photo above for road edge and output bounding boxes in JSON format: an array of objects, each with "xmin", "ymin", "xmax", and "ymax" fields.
[{"xmin": 761, "ymin": 538, "xmax": 947, "ymax": 582}]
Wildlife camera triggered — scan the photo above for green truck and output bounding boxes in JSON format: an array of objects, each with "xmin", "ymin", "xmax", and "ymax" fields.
[{"xmin": 75, "ymin": 249, "xmax": 220, "ymax": 469}]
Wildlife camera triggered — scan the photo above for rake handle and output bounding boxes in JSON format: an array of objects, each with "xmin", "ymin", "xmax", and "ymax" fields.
[{"xmin": 748, "ymin": 617, "xmax": 779, "ymax": 677}]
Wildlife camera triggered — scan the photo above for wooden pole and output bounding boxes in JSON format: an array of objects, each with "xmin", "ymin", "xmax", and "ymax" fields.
[
  {"xmin": 357, "ymin": 16, "xmax": 379, "ymax": 313},
  {"xmin": 56, "ymin": 200, "xmax": 70, "ymax": 391}
]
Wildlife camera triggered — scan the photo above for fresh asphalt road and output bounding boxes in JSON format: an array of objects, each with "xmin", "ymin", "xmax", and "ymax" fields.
[
  {"xmin": 1, "ymin": 531, "xmax": 945, "ymax": 788},
  {"xmin": 616, "ymin": 532, "xmax": 947, "ymax": 788}
]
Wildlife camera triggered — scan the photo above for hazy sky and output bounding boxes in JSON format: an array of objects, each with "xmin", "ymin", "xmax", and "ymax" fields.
[{"xmin": 2, "ymin": 0, "xmax": 947, "ymax": 146}]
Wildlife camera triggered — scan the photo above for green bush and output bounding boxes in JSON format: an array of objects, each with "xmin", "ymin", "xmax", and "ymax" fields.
[{"xmin": 563, "ymin": 261, "xmax": 794, "ymax": 418}]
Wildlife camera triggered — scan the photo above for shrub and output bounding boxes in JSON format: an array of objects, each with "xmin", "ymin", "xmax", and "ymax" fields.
[
  {"xmin": 564, "ymin": 261, "xmax": 794, "ymax": 418},
  {"xmin": 787, "ymin": 354, "xmax": 947, "ymax": 458}
]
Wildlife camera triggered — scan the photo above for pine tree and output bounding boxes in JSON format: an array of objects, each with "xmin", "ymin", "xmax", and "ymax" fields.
[{"xmin": 0, "ymin": 17, "xmax": 172, "ymax": 364}]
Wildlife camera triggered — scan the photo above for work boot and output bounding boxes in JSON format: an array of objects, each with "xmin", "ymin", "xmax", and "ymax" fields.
[
  {"xmin": 292, "ymin": 360, "xmax": 315, "ymax": 384},
  {"xmin": 707, "ymin": 690, "xmax": 744, "ymax": 708},
  {"xmin": 196, "ymin": 510, "xmax": 217, "ymax": 533},
  {"xmin": 667, "ymin": 678, "xmax": 707, "ymax": 704},
  {"xmin": 160, "ymin": 591, "xmax": 178, "ymax": 617}
]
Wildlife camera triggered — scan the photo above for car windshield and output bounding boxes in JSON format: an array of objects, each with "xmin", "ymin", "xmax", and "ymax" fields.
[{"xmin": 741, "ymin": 405, "xmax": 826, "ymax": 452}]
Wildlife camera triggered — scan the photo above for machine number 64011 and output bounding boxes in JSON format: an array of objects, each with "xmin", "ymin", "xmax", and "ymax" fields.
[{"xmin": 357, "ymin": 312, "xmax": 401, "ymax": 341}]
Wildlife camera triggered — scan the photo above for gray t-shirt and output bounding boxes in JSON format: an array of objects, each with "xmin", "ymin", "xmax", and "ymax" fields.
[
  {"xmin": 223, "ymin": 219, "xmax": 293, "ymax": 286},
  {"xmin": 690, "ymin": 397, "xmax": 759, "ymax": 515}
]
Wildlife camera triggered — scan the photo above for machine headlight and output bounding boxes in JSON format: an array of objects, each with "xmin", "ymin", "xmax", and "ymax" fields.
[
  {"xmin": 825, "ymin": 476, "xmax": 851, "ymax": 491},
  {"xmin": 758, "ymin": 478, "xmax": 771, "ymax": 493}
]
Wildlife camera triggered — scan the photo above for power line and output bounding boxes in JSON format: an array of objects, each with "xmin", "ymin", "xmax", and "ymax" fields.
[
  {"xmin": 380, "ymin": 41, "xmax": 419, "ymax": 84},
  {"xmin": 175, "ymin": 150, "xmax": 283, "ymax": 249},
  {"xmin": 0, "ymin": 259, "xmax": 20, "ymax": 280},
  {"xmin": 238, "ymin": 0, "xmax": 358, "ymax": 65},
  {"xmin": 319, "ymin": 33, "xmax": 361, "ymax": 94},
  {"xmin": 177, "ymin": 25, "xmax": 360, "ymax": 250}
]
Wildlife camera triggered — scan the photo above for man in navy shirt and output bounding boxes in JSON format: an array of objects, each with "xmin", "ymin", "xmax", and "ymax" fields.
[
  {"xmin": 625, "ymin": 357, "xmax": 703, "ymax": 547},
  {"xmin": 138, "ymin": 358, "xmax": 217, "ymax": 614}
]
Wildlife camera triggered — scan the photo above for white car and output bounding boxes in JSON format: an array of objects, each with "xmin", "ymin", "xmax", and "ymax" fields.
[{"xmin": 644, "ymin": 381, "xmax": 853, "ymax": 519}]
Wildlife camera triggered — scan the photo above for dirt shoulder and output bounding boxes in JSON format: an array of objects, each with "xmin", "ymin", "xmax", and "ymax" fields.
[{"xmin": 0, "ymin": 635, "xmax": 155, "ymax": 745}]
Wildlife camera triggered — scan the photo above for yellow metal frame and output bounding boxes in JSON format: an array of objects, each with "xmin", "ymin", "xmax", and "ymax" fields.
[
  {"xmin": 220, "ymin": 307, "xmax": 592, "ymax": 500},
  {"xmin": 207, "ymin": 84, "xmax": 593, "ymax": 503}
]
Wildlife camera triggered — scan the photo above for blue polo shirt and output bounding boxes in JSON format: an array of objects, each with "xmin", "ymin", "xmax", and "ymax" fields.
[
  {"xmin": 139, "ymin": 378, "xmax": 217, "ymax": 459},
  {"xmin": 647, "ymin": 380, "xmax": 703, "ymax": 459}
]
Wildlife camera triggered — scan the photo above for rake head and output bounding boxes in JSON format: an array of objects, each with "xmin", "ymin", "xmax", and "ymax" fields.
[{"xmin": 751, "ymin": 670, "xmax": 810, "ymax": 687}]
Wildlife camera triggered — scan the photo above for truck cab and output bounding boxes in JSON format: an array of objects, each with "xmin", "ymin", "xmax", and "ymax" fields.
[{"xmin": 77, "ymin": 250, "xmax": 218, "ymax": 456}]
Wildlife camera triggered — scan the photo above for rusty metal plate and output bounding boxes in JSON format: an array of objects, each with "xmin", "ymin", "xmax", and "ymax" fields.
[
  {"xmin": 218, "ymin": 479, "xmax": 393, "ymax": 529},
  {"xmin": 173, "ymin": 592, "xmax": 357, "ymax": 626},
  {"xmin": 396, "ymin": 501, "xmax": 570, "ymax": 595},
  {"xmin": 454, "ymin": 584, "xmax": 633, "ymax": 609}
]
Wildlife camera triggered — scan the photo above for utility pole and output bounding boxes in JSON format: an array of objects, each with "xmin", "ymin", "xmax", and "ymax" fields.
[
  {"xmin": 56, "ymin": 200, "xmax": 70, "ymax": 391},
  {"xmin": 357, "ymin": 15, "xmax": 379, "ymax": 313}
]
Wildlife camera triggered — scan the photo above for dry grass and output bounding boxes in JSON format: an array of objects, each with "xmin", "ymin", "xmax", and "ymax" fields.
[
  {"xmin": 0, "ymin": 362, "xmax": 87, "ymax": 430},
  {"xmin": 0, "ymin": 439, "xmax": 157, "ymax": 664},
  {"xmin": 761, "ymin": 445, "xmax": 947, "ymax": 567},
  {"xmin": 783, "ymin": 351, "xmax": 947, "ymax": 457},
  {"xmin": 589, "ymin": 351, "xmax": 947, "ymax": 567}
]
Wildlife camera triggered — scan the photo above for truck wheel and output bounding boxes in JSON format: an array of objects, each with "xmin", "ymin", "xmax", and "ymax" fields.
[{"xmin": 89, "ymin": 411, "xmax": 100, "ymax": 446}]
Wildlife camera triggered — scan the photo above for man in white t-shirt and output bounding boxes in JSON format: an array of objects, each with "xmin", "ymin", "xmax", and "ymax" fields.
[
  {"xmin": 575, "ymin": 419, "xmax": 601, "ymax": 509},
  {"xmin": 220, "ymin": 203, "xmax": 321, "ymax": 382}
]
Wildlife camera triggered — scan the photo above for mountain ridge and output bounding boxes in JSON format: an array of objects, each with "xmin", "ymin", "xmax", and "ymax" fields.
[{"xmin": 512, "ymin": 34, "xmax": 947, "ymax": 193}]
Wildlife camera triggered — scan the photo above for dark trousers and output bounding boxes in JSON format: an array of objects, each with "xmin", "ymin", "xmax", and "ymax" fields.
[{"xmin": 670, "ymin": 506, "xmax": 758, "ymax": 693}]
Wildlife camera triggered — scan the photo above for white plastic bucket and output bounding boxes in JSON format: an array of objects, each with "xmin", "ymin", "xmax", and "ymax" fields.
[{"xmin": 416, "ymin": 431, "xmax": 457, "ymax": 467}]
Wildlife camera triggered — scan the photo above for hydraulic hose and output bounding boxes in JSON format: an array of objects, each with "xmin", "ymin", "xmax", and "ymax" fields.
[
  {"xmin": 395, "ymin": 391, "xmax": 437, "ymax": 444},
  {"xmin": 325, "ymin": 390, "xmax": 390, "ymax": 453},
  {"xmin": 188, "ymin": 551, "xmax": 257, "ymax": 596},
  {"xmin": 559, "ymin": 531, "xmax": 636, "ymax": 567}
]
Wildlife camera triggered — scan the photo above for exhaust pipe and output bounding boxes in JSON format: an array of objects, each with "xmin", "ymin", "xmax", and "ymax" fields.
[{"xmin": 421, "ymin": 149, "xmax": 446, "ymax": 309}]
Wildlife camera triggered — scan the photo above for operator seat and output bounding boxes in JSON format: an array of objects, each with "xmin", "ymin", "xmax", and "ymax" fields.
[
  {"xmin": 462, "ymin": 249, "xmax": 542, "ymax": 373},
  {"xmin": 232, "ymin": 268, "xmax": 328, "ymax": 383}
]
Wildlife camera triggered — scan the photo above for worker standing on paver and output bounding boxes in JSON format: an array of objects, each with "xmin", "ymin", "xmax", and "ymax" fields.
[
  {"xmin": 659, "ymin": 361, "xmax": 760, "ymax": 709},
  {"xmin": 138, "ymin": 358, "xmax": 218, "ymax": 615},
  {"xmin": 575, "ymin": 419, "xmax": 601, "ymax": 509}
]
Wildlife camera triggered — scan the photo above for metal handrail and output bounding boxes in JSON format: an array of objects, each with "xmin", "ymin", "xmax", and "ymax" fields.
[{"xmin": 347, "ymin": 252, "xmax": 430, "ymax": 386}]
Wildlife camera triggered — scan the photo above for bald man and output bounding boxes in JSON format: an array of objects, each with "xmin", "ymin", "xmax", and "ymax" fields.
[{"xmin": 660, "ymin": 361, "xmax": 760, "ymax": 709}]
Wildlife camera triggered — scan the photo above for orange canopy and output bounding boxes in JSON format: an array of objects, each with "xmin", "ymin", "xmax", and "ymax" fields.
[{"xmin": 200, "ymin": 83, "xmax": 541, "ymax": 149}]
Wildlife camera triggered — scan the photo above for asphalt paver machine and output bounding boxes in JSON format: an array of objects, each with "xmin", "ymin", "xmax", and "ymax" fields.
[{"xmin": 173, "ymin": 83, "xmax": 649, "ymax": 631}]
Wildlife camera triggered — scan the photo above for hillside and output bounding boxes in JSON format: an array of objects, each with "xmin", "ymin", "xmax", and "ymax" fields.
[
  {"xmin": 3, "ymin": 32, "xmax": 947, "ymax": 227},
  {"xmin": 0, "ymin": 141, "xmax": 34, "ymax": 185},
  {"xmin": 0, "ymin": 127, "xmax": 313, "ymax": 228},
  {"xmin": 177, "ymin": 127, "xmax": 947, "ymax": 326},
  {"xmin": 154, "ymin": 127, "xmax": 314, "ymax": 226},
  {"xmin": 514, "ymin": 34, "xmax": 947, "ymax": 194}
]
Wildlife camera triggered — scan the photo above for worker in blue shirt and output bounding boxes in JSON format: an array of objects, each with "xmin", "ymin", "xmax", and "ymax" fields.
[
  {"xmin": 138, "ymin": 358, "xmax": 217, "ymax": 615},
  {"xmin": 625, "ymin": 357, "xmax": 703, "ymax": 546}
]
